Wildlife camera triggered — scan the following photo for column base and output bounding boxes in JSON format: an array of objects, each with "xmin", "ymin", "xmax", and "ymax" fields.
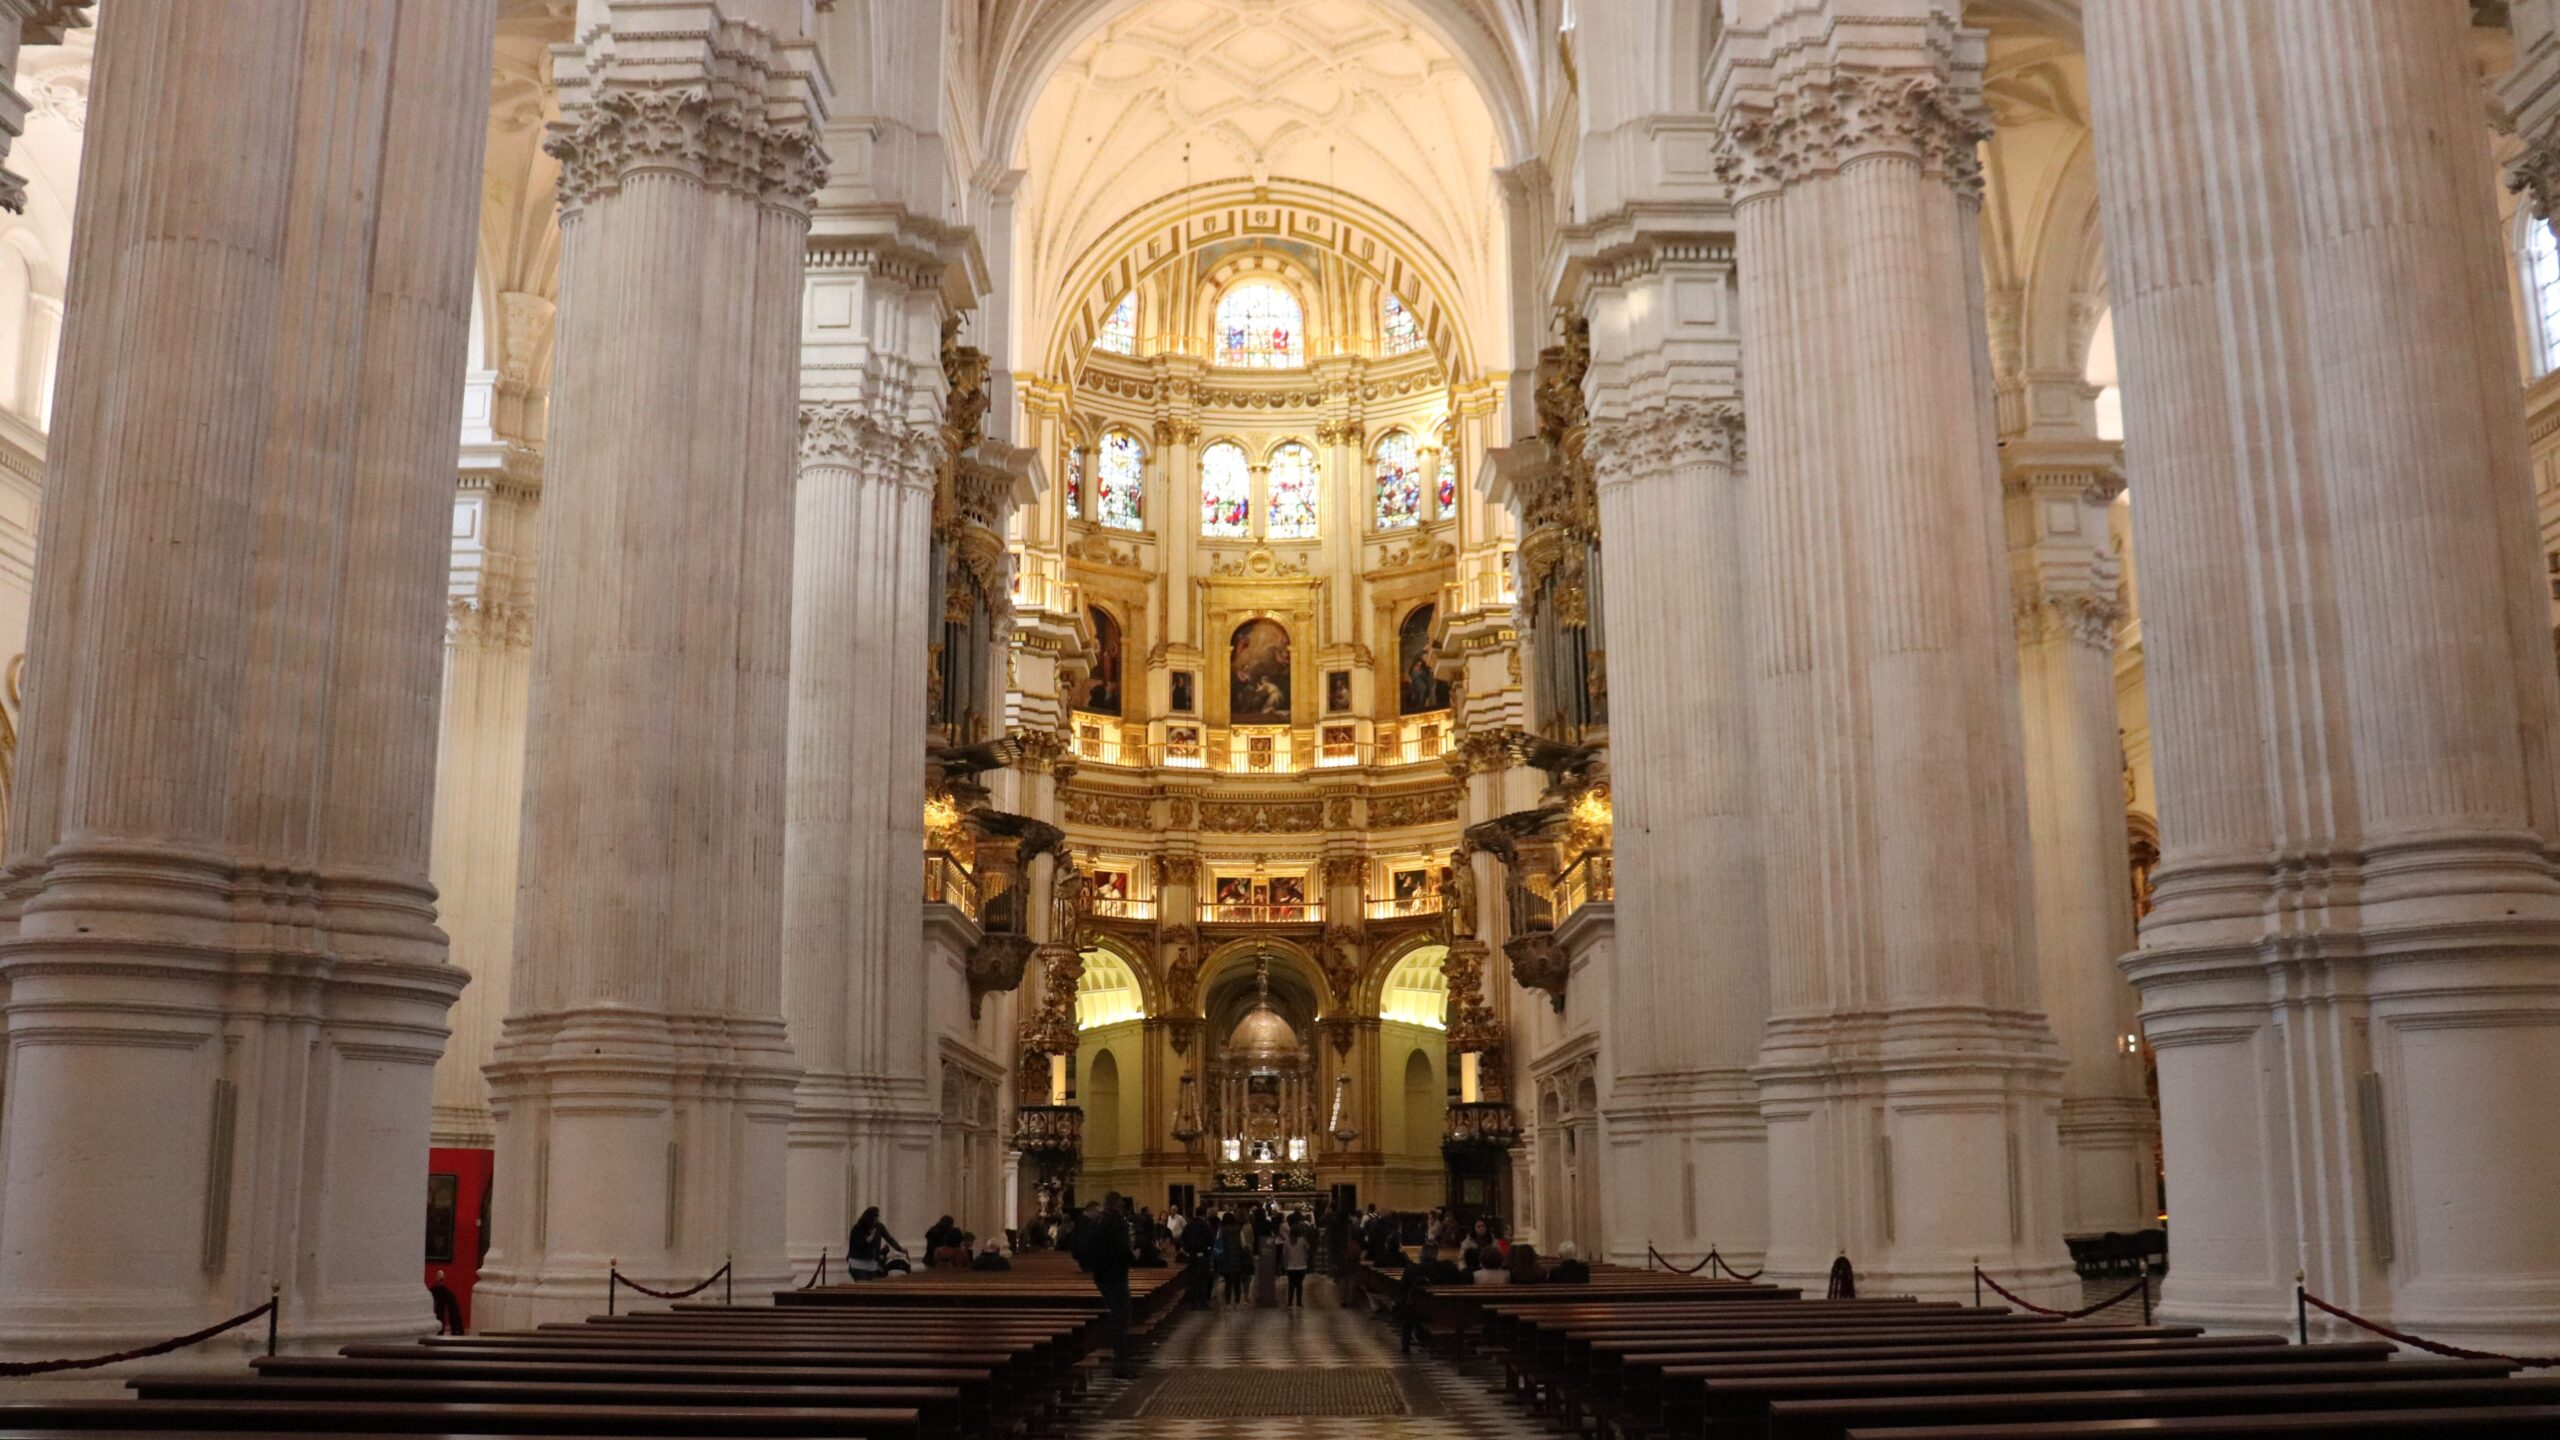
[
  {"xmin": 784, "ymin": 1074, "xmax": 940, "ymax": 1271},
  {"xmin": 1598, "ymin": 1067, "xmax": 1768, "ymax": 1272}
]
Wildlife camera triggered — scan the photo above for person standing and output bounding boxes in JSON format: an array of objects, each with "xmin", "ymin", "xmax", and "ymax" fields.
[
  {"xmin": 1076, "ymin": 1192, "xmax": 1139, "ymax": 1380},
  {"xmin": 1283, "ymin": 1220, "xmax": 1312, "ymax": 1308}
]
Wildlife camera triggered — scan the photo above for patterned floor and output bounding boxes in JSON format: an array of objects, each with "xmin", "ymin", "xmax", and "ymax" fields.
[{"xmin": 1068, "ymin": 1281, "xmax": 1562, "ymax": 1439}]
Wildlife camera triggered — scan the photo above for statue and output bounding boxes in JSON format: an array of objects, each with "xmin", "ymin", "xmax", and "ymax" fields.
[
  {"xmin": 1050, "ymin": 865, "xmax": 1091, "ymax": 948},
  {"xmin": 1165, "ymin": 930, "xmax": 1199, "ymax": 1010},
  {"xmin": 1441, "ymin": 845, "xmax": 1479, "ymax": 942}
]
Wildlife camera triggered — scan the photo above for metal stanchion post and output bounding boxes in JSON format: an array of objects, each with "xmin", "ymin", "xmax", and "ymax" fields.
[
  {"xmin": 1972, "ymin": 1259, "xmax": 1981, "ymax": 1310},
  {"xmin": 725, "ymin": 1254, "xmax": 734, "ymax": 1307},
  {"xmin": 267, "ymin": 1281, "xmax": 280, "ymax": 1357},
  {"xmin": 2295, "ymin": 1271, "xmax": 2307, "ymax": 1345},
  {"xmin": 608, "ymin": 1259, "xmax": 619, "ymax": 1317}
]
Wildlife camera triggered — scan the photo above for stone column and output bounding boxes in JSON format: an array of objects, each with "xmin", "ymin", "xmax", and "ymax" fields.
[
  {"xmin": 2092, "ymin": 0, "xmax": 2560, "ymax": 1350},
  {"xmin": 0, "ymin": 0, "xmax": 492, "ymax": 1356},
  {"xmin": 782, "ymin": 308, "xmax": 944, "ymax": 1268},
  {"xmin": 2004, "ymin": 439, "xmax": 2152, "ymax": 1239},
  {"xmin": 429, "ymin": 292, "xmax": 552, "ymax": 1151},
  {"xmin": 1580, "ymin": 233, "xmax": 1772, "ymax": 1272},
  {"xmin": 476, "ymin": 6, "xmax": 827, "ymax": 1327},
  {"xmin": 1713, "ymin": 2, "xmax": 2074, "ymax": 1303}
]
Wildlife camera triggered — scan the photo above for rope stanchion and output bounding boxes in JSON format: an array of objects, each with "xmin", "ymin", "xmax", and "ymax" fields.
[
  {"xmin": 1974, "ymin": 1264, "xmax": 2149, "ymax": 1322},
  {"xmin": 2297, "ymin": 1282, "xmax": 2560, "ymax": 1369},
  {"xmin": 801, "ymin": 1249, "xmax": 831, "ymax": 1290},
  {"xmin": 0, "ymin": 1297, "xmax": 279, "ymax": 1377},
  {"xmin": 1645, "ymin": 1244, "xmax": 1766, "ymax": 1281},
  {"xmin": 608, "ymin": 1259, "xmax": 735, "ymax": 1305}
]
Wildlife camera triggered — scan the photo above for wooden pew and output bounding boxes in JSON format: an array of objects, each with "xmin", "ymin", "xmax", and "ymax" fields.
[
  {"xmin": 1765, "ymin": 1376, "xmax": 2560, "ymax": 1440},
  {"xmin": 0, "ymin": 1400, "xmax": 923, "ymax": 1436},
  {"xmin": 1837, "ymin": 1406, "xmax": 2560, "ymax": 1439}
]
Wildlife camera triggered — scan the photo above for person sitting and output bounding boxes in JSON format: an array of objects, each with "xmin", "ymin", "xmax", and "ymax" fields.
[
  {"xmin": 846, "ymin": 1206, "xmax": 905, "ymax": 1280},
  {"xmin": 428, "ymin": 1269, "xmax": 464, "ymax": 1335},
  {"xmin": 972, "ymin": 1240, "xmax": 1013, "ymax": 1272},
  {"xmin": 1505, "ymin": 1242, "xmax": 1543, "ymax": 1286},
  {"xmin": 1549, "ymin": 1242, "xmax": 1591, "ymax": 1284}
]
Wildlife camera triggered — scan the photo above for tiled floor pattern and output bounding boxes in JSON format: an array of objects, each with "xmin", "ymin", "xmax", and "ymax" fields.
[{"xmin": 1069, "ymin": 1284, "xmax": 1563, "ymax": 1439}]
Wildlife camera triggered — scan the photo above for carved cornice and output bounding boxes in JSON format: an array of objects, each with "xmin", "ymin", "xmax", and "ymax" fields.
[
  {"xmin": 1717, "ymin": 71, "xmax": 1992, "ymax": 204},
  {"xmin": 548, "ymin": 81, "xmax": 829, "ymax": 215}
]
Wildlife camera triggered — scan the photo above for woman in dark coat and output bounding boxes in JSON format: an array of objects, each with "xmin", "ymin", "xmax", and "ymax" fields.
[{"xmin": 846, "ymin": 1206, "xmax": 903, "ymax": 1280}]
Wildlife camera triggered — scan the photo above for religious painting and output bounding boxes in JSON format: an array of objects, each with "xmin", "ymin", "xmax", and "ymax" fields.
[
  {"xmin": 1170, "ymin": 671, "xmax": 1197, "ymax": 714},
  {"xmin": 1085, "ymin": 605, "xmax": 1123, "ymax": 716},
  {"xmin": 1215, "ymin": 876, "xmax": 1255, "ymax": 906},
  {"xmin": 425, "ymin": 1172, "xmax": 459, "ymax": 1264},
  {"xmin": 1398, "ymin": 603, "xmax": 1450, "ymax": 714},
  {"xmin": 1325, "ymin": 669, "xmax": 1352, "ymax": 714},
  {"xmin": 1094, "ymin": 871, "xmax": 1129, "ymax": 901},
  {"xmin": 1268, "ymin": 877, "xmax": 1306, "ymax": 916},
  {"xmin": 1392, "ymin": 868, "xmax": 1431, "ymax": 902},
  {"xmin": 1229, "ymin": 617, "xmax": 1292, "ymax": 723}
]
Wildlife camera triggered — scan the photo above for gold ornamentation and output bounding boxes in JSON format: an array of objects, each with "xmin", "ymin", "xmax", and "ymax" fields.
[
  {"xmin": 1371, "ymin": 788, "xmax": 1461, "ymax": 829},
  {"xmin": 1322, "ymin": 855, "xmax": 1366, "ymax": 888},
  {"xmin": 1061, "ymin": 787, "xmax": 1153, "ymax": 831},
  {"xmin": 1323, "ymin": 796, "xmax": 1355, "ymax": 829},
  {"xmin": 1197, "ymin": 798, "xmax": 1323, "ymax": 834},
  {"xmin": 1211, "ymin": 547, "xmax": 1310, "ymax": 578}
]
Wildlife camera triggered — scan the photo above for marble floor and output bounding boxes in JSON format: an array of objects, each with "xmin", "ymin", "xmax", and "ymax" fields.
[{"xmin": 1070, "ymin": 1283, "xmax": 1561, "ymax": 1439}]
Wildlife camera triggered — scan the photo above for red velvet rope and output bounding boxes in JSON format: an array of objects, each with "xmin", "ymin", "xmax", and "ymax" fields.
[
  {"xmin": 800, "ymin": 1251, "xmax": 830, "ymax": 1290},
  {"xmin": 2301, "ymin": 1288, "xmax": 2560, "ymax": 1369},
  {"xmin": 612, "ymin": 1261, "xmax": 732, "ymax": 1301},
  {"xmin": 0, "ymin": 1299, "xmax": 276, "ymax": 1377},
  {"xmin": 1975, "ymin": 1266, "xmax": 2149, "ymax": 1320}
]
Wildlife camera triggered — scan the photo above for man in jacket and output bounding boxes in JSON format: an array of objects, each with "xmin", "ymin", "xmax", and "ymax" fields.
[{"xmin": 1076, "ymin": 1191, "xmax": 1139, "ymax": 1379}]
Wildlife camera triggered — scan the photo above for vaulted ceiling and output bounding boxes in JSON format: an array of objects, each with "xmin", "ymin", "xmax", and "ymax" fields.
[{"xmin": 1007, "ymin": 0, "xmax": 1510, "ymax": 378}]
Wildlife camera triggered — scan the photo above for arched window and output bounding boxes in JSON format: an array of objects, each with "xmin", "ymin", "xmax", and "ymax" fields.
[
  {"xmin": 1200, "ymin": 441, "xmax": 1250, "ymax": 537},
  {"xmin": 1096, "ymin": 429, "xmax": 1146, "ymax": 531},
  {"xmin": 2527, "ymin": 219, "xmax": 2560, "ymax": 378},
  {"xmin": 1267, "ymin": 441, "xmax": 1319, "ymax": 539},
  {"xmin": 1214, "ymin": 279, "xmax": 1304, "ymax": 368},
  {"xmin": 1381, "ymin": 292, "xmax": 1424, "ymax": 355},
  {"xmin": 1373, "ymin": 430, "xmax": 1422, "ymax": 530},
  {"xmin": 1096, "ymin": 292, "xmax": 1137, "ymax": 356},
  {"xmin": 1063, "ymin": 438, "xmax": 1085, "ymax": 520}
]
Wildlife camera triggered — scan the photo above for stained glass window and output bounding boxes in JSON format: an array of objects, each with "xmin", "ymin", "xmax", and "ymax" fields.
[
  {"xmin": 1214, "ymin": 280, "xmax": 1304, "ymax": 368},
  {"xmin": 1096, "ymin": 293, "xmax": 1137, "ymax": 356},
  {"xmin": 1436, "ymin": 453, "xmax": 1457, "ymax": 517},
  {"xmin": 2531, "ymin": 222, "xmax": 2560, "ymax": 377},
  {"xmin": 1064, "ymin": 441, "xmax": 1084, "ymax": 520},
  {"xmin": 1096, "ymin": 429, "xmax": 1145, "ymax": 531},
  {"xmin": 1373, "ymin": 430, "xmax": 1422, "ymax": 530},
  {"xmin": 1382, "ymin": 293, "xmax": 1424, "ymax": 355},
  {"xmin": 1268, "ymin": 441, "xmax": 1318, "ymax": 539},
  {"xmin": 1200, "ymin": 441, "xmax": 1250, "ymax": 537}
]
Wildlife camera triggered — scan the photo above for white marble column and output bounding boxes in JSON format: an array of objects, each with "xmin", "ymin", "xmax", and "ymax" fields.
[
  {"xmin": 2092, "ymin": 0, "xmax": 2560, "ymax": 1350},
  {"xmin": 2004, "ymin": 441, "xmax": 2151, "ymax": 1239},
  {"xmin": 782, "ymin": 345, "xmax": 943, "ymax": 1267},
  {"xmin": 1714, "ymin": 1, "xmax": 2074, "ymax": 1303},
  {"xmin": 429, "ymin": 293, "xmax": 551, "ymax": 1151},
  {"xmin": 0, "ymin": 0, "xmax": 492, "ymax": 1356},
  {"xmin": 476, "ymin": 5, "xmax": 827, "ymax": 1327},
  {"xmin": 1581, "ymin": 237, "xmax": 1772, "ymax": 1271}
]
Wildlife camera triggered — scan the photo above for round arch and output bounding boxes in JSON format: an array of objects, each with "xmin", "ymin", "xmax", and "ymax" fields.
[
  {"xmin": 1197, "ymin": 936, "xmax": 1340, "ymax": 1019},
  {"xmin": 1375, "ymin": 942, "xmax": 1449, "ymax": 1030},
  {"xmin": 1038, "ymin": 179, "xmax": 1486, "ymax": 381},
  {"xmin": 1077, "ymin": 933, "xmax": 1162, "ymax": 1025}
]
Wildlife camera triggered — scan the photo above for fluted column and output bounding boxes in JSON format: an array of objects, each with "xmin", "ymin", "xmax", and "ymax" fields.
[
  {"xmin": 2004, "ymin": 441, "xmax": 2152, "ymax": 1238},
  {"xmin": 0, "ymin": 0, "xmax": 492, "ymax": 1356},
  {"xmin": 1713, "ymin": 1, "xmax": 2073, "ymax": 1303},
  {"xmin": 2091, "ymin": 0, "xmax": 2560, "ymax": 1349},
  {"xmin": 1584, "ymin": 375, "xmax": 1771, "ymax": 1266},
  {"xmin": 476, "ymin": 6, "xmax": 827, "ymax": 1327},
  {"xmin": 781, "ymin": 394, "xmax": 939, "ymax": 1270}
]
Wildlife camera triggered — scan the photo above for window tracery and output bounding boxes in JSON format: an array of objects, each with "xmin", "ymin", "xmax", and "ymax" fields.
[
  {"xmin": 1096, "ymin": 429, "xmax": 1146, "ymax": 531},
  {"xmin": 1268, "ymin": 441, "xmax": 1318, "ymax": 539},
  {"xmin": 1373, "ymin": 430, "xmax": 1422, "ymax": 530},
  {"xmin": 1096, "ymin": 292, "xmax": 1137, "ymax": 355},
  {"xmin": 1215, "ymin": 280, "xmax": 1304, "ymax": 368},
  {"xmin": 1201, "ymin": 440, "xmax": 1250, "ymax": 537},
  {"xmin": 1381, "ymin": 292, "xmax": 1423, "ymax": 355}
]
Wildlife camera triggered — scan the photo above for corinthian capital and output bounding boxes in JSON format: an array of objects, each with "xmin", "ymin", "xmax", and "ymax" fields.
[
  {"xmin": 1587, "ymin": 402, "xmax": 1746, "ymax": 489},
  {"xmin": 546, "ymin": 12, "xmax": 829, "ymax": 217},
  {"xmin": 1718, "ymin": 70, "xmax": 1991, "ymax": 202}
]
